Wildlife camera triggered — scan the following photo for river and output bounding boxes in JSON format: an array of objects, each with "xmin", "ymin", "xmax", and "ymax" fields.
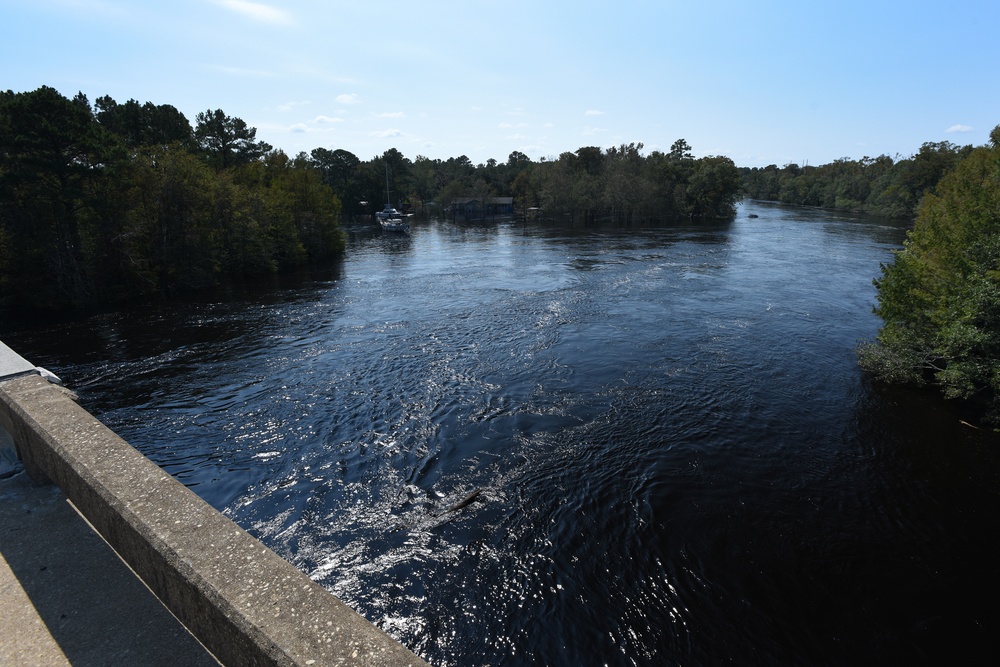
[{"xmin": 4, "ymin": 201, "xmax": 1000, "ymax": 665}]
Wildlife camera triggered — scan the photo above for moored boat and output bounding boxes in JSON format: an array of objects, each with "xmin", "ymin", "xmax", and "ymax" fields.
[
  {"xmin": 376, "ymin": 204, "xmax": 409, "ymax": 232},
  {"xmin": 377, "ymin": 164, "xmax": 409, "ymax": 232}
]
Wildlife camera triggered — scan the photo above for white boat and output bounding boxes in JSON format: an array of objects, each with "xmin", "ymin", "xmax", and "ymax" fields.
[
  {"xmin": 376, "ymin": 165, "xmax": 409, "ymax": 232},
  {"xmin": 376, "ymin": 204, "xmax": 409, "ymax": 231}
]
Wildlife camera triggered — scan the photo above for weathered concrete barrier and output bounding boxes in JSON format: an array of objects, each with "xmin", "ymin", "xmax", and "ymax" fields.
[{"xmin": 0, "ymin": 362, "xmax": 430, "ymax": 667}]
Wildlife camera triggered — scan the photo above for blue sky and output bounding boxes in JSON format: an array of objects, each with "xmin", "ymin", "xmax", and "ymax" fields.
[{"xmin": 3, "ymin": 0, "xmax": 997, "ymax": 167}]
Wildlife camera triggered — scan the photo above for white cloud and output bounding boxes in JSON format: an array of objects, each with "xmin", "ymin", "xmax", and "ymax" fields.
[
  {"xmin": 585, "ymin": 109, "xmax": 606, "ymax": 116},
  {"xmin": 290, "ymin": 123, "xmax": 308, "ymax": 133},
  {"xmin": 314, "ymin": 115, "xmax": 344, "ymax": 124},
  {"xmin": 278, "ymin": 100, "xmax": 310, "ymax": 112},
  {"xmin": 582, "ymin": 126, "xmax": 607, "ymax": 136},
  {"xmin": 377, "ymin": 112, "xmax": 405, "ymax": 118},
  {"xmin": 213, "ymin": 0, "xmax": 294, "ymax": 26},
  {"xmin": 373, "ymin": 129, "xmax": 403, "ymax": 138},
  {"xmin": 945, "ymin": 124, "xmax": 974, "ymax": 133},
  {"xmin": 337, "ymin": 93, "xmax": 361, "ymax": 105}
]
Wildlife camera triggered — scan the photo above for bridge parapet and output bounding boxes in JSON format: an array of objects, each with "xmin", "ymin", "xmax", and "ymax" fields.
[{"xmin": 0, "ymin": 345, "xmax": 429, "ymax": 667}]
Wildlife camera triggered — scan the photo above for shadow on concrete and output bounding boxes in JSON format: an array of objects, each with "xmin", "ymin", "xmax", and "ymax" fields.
[{"xmin": 0, "ymin": 471, "xmax": 220, "ymax": 666}]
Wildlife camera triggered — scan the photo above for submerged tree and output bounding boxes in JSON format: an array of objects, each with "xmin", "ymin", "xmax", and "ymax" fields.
[
  {"xmin": 860, "ymin": 125, "xmax": 1000, "ymax": 423},
  {"xmin": 685, "ymin": 156, "xmax": 741, "ymax": 218},
  {"xmin": 1, "ymin": 88, "xmax": 344, "ymax": 312},
  {"xmin": 0, "ymin": 86, "xmax": 121, "ymax": 307},
  {"xmin": 310, "ymin": 147, "xmax": 362, "ymax": 217},
  {"xmin": 740, "ymin": 141, "xmax": 973, "ymax": 219}
]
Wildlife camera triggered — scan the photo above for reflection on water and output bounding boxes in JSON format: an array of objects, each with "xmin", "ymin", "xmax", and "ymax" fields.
[{"xmin": 5, "ymin": 202, "xmax": 1000, "ymax": 666}]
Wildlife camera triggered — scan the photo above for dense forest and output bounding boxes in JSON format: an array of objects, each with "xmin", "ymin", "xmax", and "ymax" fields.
[
  {"xmin": 0, "ymin": 86, "xmax": 345, "ymax": 311},
  {"xmin": 1, "ymin": 87, "xmax": 742, "ymax": 312},
  {"xmin": 325, "ymin": 138, "xmax": 741, "ymax": 224},
  {"xmin": 860, "ymin": 126, "xmax": 1000, "ymax": 424},
  {"xmin": 740, "ymin": 141, "xmax": 974, "ymax": 219}
]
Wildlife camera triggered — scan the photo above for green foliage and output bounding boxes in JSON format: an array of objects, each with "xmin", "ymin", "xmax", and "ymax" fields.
[
  {"xmin": 95, "ymin": 96, "xmax": 194, "ymax": 149},
  {"xmin": 310, "ymin": 147, "xmax": 362, "ymax": 217},
  {"xmin": 324, "ymin": 139, "xmax": 740, "ymax": 224},
  {"xmin": 686, "ymin": 156, "xmax": 742, "ymax": 218},
  {"xmin": 123, "ymin": 144, "xmax": 218, "ymax": 293},
  {"xmin": 194, "ymin": 109, "xmax": 273, "ymax": 171},
  {"xmin": 860, "ymin": 127, "xmax": 1000, "ymax": 422},
  {"xmin": 0, "ymin": 86, "xmax": 121, "ymax": 307},
  {"xmin": 741, "ymin": 142, "xmax": 973, "ymax": 219},
  {"xmin": 0, "ymin": 87, "xmax": 345, "ymax": 312},
  {"xmin": 263, "ymin": 151, "xmax": 345, "ymax": 262}
]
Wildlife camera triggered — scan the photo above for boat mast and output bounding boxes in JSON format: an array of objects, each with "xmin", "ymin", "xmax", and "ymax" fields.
[{"xmin": 384, "ymin": 162, "xmax": 391, "ymax": 208}]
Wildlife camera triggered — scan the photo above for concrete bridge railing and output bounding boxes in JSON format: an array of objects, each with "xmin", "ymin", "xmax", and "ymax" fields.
[{"xmin": 0, "ymin": 341, "xmax": 429, "ymax": 667}]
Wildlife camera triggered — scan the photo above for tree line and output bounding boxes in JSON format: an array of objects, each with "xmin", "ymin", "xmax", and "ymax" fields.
[
  {"xmin": 317, "ymin": 139, "xmax": 740, "ymax": 224},
  {"xmin": 2, "ymin": 87, "xmax": 743, "ymax": 312},
  {"xmin": 740, "ymin": 141, "xmax": 974, "ymax": 219},
  {"xmin": 860, "ymin": 126, "xmax": 1000, "ymax": 425},
  {"xmin": 0, "ymin": 86, "xmax": 345, "ymax": 312}
]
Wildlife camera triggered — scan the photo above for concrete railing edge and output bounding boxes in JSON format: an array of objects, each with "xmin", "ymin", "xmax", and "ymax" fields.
[{"xmin": 0, "ymin": 372, "xmax": 431, "ymax": 667}]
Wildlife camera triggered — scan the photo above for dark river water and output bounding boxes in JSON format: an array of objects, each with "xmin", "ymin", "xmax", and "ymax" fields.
[{"xmin": 4, "ymin": 201, "xmax": 1000, "ymax": 665}]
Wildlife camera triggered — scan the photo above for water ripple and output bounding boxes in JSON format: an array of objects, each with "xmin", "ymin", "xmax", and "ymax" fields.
[{"xmin": 10, "ymin": 207, "xmax": 1000, "ymax": 665}]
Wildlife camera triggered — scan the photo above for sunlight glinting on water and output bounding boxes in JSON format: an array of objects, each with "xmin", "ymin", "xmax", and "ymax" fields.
[{"xmin": 12, "ymin": 203, "xmax": 1000, "ymax": 665}]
